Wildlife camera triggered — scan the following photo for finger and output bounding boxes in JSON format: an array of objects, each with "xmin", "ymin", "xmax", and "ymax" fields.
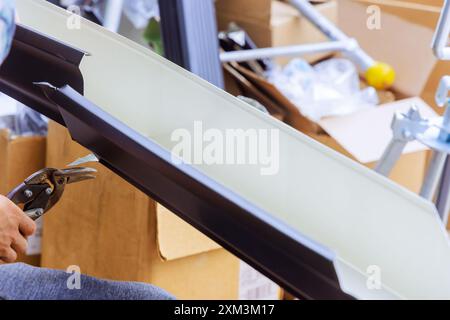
[
  {"xmin": 0, "ymin": 195, "xmax": 22, "ymax": 214},
  {"xmin": 11, "ymin": 235, "xmax": 28, "ymax": 256},
  {"xmin": 1, "ymin": 196, "xmax": 26, "ymax": 217},
  {"xmin": 18, "ymin": 214, "xmax": 36, "ymax": 237},
  {"xmin": 0, "ymin": 247, "xmax": 17, "ymax": 263},
  {"xmin": 0, "ymin": 196, "xmax": 36, "ymax": 237}
]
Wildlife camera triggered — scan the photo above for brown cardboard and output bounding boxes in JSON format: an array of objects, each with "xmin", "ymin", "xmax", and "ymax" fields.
[
  {"xmin": 339, "ymin": 0, "xmax": 440, "ymax": 97},
  {"xmin": 341, "ymin": 0, "xmax": 448, "ymax": 116},
  {"xmin": 42, "ymin": 121, "xmax": 282, "ymax": 299},
  {"xmin": 355, "ymin": 0, "xmax": 442, "ymax": 29},
  {"xmin": 403, "ymin": 0, "xmax": 444, "ymax": 7},
  {"xmin": 156, "ymin": 204, "xmax": 221, "ymax": 261},
  {"xmin": 223, "ymin": 63, "xmax": 287, "ymax": 121},
  {"xmin": 216, "ymin": 0, "xmax": 338, "ymax": 65},
  {"xmin": 0, "ymin": 129, "xmax": 45, "ymax": 266}
]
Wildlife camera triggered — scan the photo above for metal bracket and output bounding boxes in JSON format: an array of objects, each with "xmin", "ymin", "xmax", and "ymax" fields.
[
  {"xmin": 0, "ymin": 23, "xmax": 86, "ymax": 125},
  {"xmin": 432, "ymin": 0, "xmax": 450, "ymax": 60},
  {"xmin": 436, "ymin": 76, "xmax": 450, "ymax": 107},
  {"xmin": 375, "ymin": 106, "xmax": 429, "ymax": 176}
]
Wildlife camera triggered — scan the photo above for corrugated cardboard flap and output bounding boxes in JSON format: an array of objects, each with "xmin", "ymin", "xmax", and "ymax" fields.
[
  {"xmin": 156, "ymin": 204, "xmax": 221, "ymax": 261},
  {"xmin": 318, "ymin": 97, "xmax": 438, "ymax": 164}
]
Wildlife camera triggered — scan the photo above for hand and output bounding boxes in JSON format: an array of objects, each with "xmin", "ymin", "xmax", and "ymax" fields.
[{"xmin": 0, "ymin": 195, "xmax": 36, "ymax": 263}]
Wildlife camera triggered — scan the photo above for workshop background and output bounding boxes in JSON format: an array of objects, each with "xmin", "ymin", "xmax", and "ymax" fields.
[{"xmin": 0, "ymin": 0, "xmax": 448, "ymax": 300}]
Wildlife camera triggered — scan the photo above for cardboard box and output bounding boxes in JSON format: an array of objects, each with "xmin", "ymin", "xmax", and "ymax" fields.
[
  {"xmin": 216, "ymin": 0, "xmax": 338, "ymax": 65},
  {"xmin": 404, "ymin": 0, "xmax": 444, "ymax": 7},
  {"xmin": 339, "ymin": 0, "xmax": 448, "ymax": 112},
  {"xmin": 0, "ymin": 129, "xmax": 45, "ymax": 266},
  {"xmin": 227, "ymin": 61, "xmax": 436, "ymax": 193},
  {"xmin": 41, "ymin": 121, "xmax": 282, "ymax": 300}
]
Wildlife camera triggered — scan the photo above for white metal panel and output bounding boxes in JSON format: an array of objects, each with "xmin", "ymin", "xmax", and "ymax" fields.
[{"xmin": 16, "ymin": 0, "xmax": 450, "ymax": 299}]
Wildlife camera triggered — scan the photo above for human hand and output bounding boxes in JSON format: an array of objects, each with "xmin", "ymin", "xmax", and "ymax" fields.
[{"xmin": 0, "ymin": 195, "xmax": 36, "ymax": 263}]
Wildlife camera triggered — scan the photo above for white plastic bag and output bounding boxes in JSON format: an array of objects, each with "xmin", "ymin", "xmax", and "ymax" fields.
[{"xmin": 267, "ymin": 58, "xmax": 379, "ymax": 122}]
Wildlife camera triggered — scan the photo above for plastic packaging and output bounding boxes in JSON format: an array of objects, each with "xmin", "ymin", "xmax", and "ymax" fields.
[
  {"xmin": 14, "ymin": 103, "xmax": 48, "ymax": 136},
  {"xmin": 0, "ymin": 0, "xmax": 15, "ymax": 64},
  {"xmin": 238, "ymin": 96, "xmax": 270, "ymax": 114},
  {"xmin": 267, "ymin": 58, "xmax": 379, "ymax": 122},
  {"xmin": 0, "ymin": 94, "xmax": 48, "ymax": 137},
  {"xmin": 123, "ymin": 0, "xmax": 159, "ymax": 29},
  {"xmin": 0, "ymin": 93, "xmax": 17, "ymax": 133}
]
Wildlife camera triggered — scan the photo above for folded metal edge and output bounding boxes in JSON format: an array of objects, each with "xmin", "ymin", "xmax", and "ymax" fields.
[{"xmin": 0, "ymin": 23, "xmax": 86, "ymax": 125}]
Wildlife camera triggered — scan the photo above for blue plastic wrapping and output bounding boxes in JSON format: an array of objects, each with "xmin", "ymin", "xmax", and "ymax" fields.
[{"xmin": 0, "ymin": 0, "xmax": 15, "ymax": 64}]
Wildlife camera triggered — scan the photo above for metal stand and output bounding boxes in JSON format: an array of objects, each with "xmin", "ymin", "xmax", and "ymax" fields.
[
  {"xmin": 103, "ymin": 0, "xmax": 124, "ymax": 32},
  {"xmin": 220, "ymin": 40, "xmax": 354, "ymax": 63},
  {"xmin": 376, "ymin": 0, "xmax": 450, "ymax": 223},
  {"xmin": 376, "ymin": 77, "xmax": 450, "ymax": 207},
  {"xmin": 374, "ymin": 107, "xmax": 428, "ymax": 176},
  {"xmin": 431, "ymin": 0, "xmax": 450, "ymax": 222},
  {"xmin": 433, "ymin": 77, "xmax": 450, "ymax": 221}
]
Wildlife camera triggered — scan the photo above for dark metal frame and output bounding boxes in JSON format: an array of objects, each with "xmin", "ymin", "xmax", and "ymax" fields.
[
  {"xmin": 158, "ymin": 0, "xmax": 224, "ymax": 88},
  {"xmin": 0, "ymin": 24, "xmax": 86, "ymax": 125}
]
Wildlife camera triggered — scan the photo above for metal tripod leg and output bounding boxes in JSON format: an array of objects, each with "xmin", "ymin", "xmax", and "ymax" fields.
[
  {"xmin": 436, "ymin": 156, "xmax": 450, "ymax": 224},
  {"xmin": 375, "ymin": 139, "xmax": 408, "ymax": 177},
  {"xmin": 375, "ymin": 107, "xmax": 426, "ymax": 177},
  {"xmin": 420, "ymin": 151, "xmax": 447, "ymax": 200}
]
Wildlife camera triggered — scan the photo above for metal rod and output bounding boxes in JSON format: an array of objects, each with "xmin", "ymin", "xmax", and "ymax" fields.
[
  {"xmin": 420, "ymin": 151, "xmax": 447, "ymax": 200},
  {"xmin": 220, "ymin": 40, "xmax": 350, "ymax": 63},
  {"xmin": 102, "ymin": 0, "xmax": 124, "ymax": 32},
  {"xmin": 432, "ymin": 0, "xmax": 450, "ymax": 60},
  {"xmin": 375, "ymin": 139, "xmax": 408, "ymax": 177},
  {"xmin": 289, "ymin": 0, "xmax": 375, "ymax": 71},
  {"xmin": 421, "ymin": 103, "xmax": 450, "ymax": 200},
  {"xmin": 437, "ymin": 156, "xmax": 450, "ymax": 224},
  {"xmin": 435, "ymin": 98, "xmax": 450, "ymax": 222}
]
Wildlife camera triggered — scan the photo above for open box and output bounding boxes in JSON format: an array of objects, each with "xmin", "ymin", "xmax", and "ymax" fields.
[
  {"xmin": 220, "ymin": 0, "xmax": 448, "ymax": 194},
  {"xmin": 226, "ymin": 61, "xmax": 438, "ymax": 193}
]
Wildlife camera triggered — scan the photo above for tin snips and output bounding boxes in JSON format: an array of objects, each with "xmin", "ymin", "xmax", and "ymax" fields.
[{"xmin": 7, "ymin": 167, "xmax": 97, "ymax": 220}]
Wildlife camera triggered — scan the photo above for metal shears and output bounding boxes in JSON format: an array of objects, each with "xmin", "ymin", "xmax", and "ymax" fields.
[{"xmin": 7, "ymin": 167, "xmax": 97, "ymax": 220}]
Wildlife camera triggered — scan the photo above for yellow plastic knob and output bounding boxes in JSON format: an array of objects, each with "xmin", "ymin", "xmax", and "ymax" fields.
[{"xmin": 365, "ymin": 62, "xmax": 396, "ymax": 90}]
